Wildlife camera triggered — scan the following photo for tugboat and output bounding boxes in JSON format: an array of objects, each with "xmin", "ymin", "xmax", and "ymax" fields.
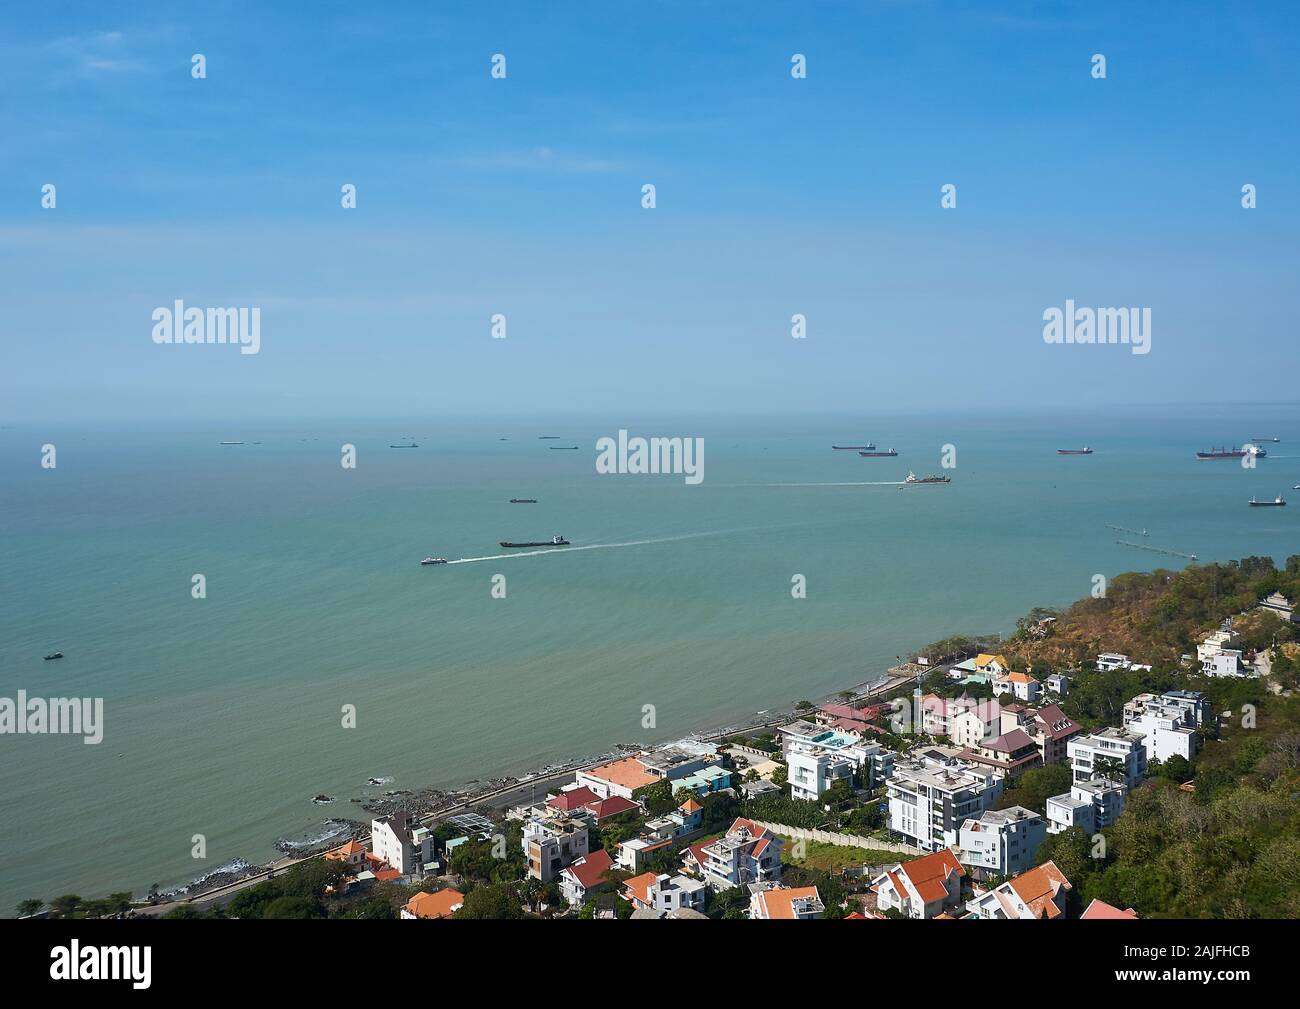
[
  {"xmin": 832, "ymin": 442, "xmax": 875, "ymax": 451},
  {"xmin": 500, "ymin": 534, "xmax": 570, "ymax": 548},
  {"xmin": 859, "ymin": 448, "xmax": 899, "ymax": 457},
  {"xmin": 420, "ymin": 557, "xmax": 449, "ymax": 565},
  {"xmin": 509, "ymin": 498, "xmax": 538, "ymax": 504},
  {"xmin": 902, "ymin": 471, "xmax": 950, "ymax": 485},
  {"xmin": 44, "ymin": 651, "xmax": 64, "ymax": 661},
  {"xmin": 1249, "ymin": 496, "xmax": 1286, "ymax": 507},
  {"xmin": 1197, "ymin": 445, "xmax": 1265, "ymax": 459},
  {"xmin": 1057, "ymin": 447, "xmax": 1093, "ymax": 455}
]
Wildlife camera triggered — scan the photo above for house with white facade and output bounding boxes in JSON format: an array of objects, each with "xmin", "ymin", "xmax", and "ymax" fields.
[
  {"xmin": 782, "ymin": 722, "xmax": 895, "ymax": 800},
  {"xmin": 965, "ymin": 861, "xmax": 1072, "ymax": 919},
  {"xmin": 956, "ymin": 806, "xmax": 1046, "ymax": 880},
  {"xmin": 522, "ymin": 813, "xmax": 591, "ymax": 883},
  {"xmin": 681, "ymin": 817, "xmax": 782, "ymax": 890},
  {"xmin": 1122, "ymin": 690, "xmax": 1211, "ymax": 763},
  {"xmin": 1045, "ymin": 673, "xmax": 1069, "ymax": 696},
  {"xmin": 1097, "ymin": 653, "xmax": 1152, "ymax": 673},
  {"xmin": 886, "ymin": 753, "xmax": 1003, "ymax": 852},
  {"xmin": 994, "ymin": 672, "xmax": 1042, "ymax": 703},
  {"xmin": 558, "ymin": 849, "xmax": 615, "ymax": 907},
  {"xmin": 1259, "ymin": 591, "xmax": 1298, "ymax": 624},
  {"xmin": 1068, "ymin": 727, "xmax": 1147, "ymax": 789},
  {"xmin": 623, "ymin": 871, "xmax": 707, "ymax": 916},
  {"xmin": 871, "ymin": 848, "xmax": 966, "ymax": 919},
  {"xmin": 370, "ymin": 812, "xmax": 434, "ymax": 876},
  {"xmin": 919, "ymin": 693, "xmax": 999, "ymax": 740},
  {"xmin": 1046, "ymin": 777, "xmax": 1127, "ymax": 834}
]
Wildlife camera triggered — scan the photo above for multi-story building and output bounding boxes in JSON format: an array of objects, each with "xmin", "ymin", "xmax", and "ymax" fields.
[
  {"xmin": 994, "ymin": 672, "xmax": 1042, "ymax": 703},
  {"xmin": 558, "ymin": 849, "xmax": 615, "ymax": 907},
  {"xmin": 783, "ymin": 724, "xmax": 895, "ymax": 800},
  {"xmin": 1046, "ymin": 777, "xmax": 1127, "ymax": 834},
  {"xmin": 919, "ymin": 693, "xmax": 999, "ymax": 740},
  {"xmin": 886, "ymin": 753, "xmax": 1003, "ymax": 852},
  {"xmin": 1096, "ymin": 652, "xmax": 1152, "ymax": 673},
  {"xmin": 1067, "ymin": 728, "xmax": 1147, "ymax": 789},
  {"xmin": 576, "ymin": 741, "xmax": 720, "ymax": 800},
  {"xmin": 681, "ymin": 817, "xmax": 782, "ymax": 889},
  {"xmin": 956, "ymin": 806, "xmax": 1046, "ymax": 880},
  {"xmin": 522, "ymin": 814, "xmax": 590, "ymax": 883},
  {"xmin": 961, "ymin": 728, "xmax": 1042, "ymax": 777},
  {"xmin": 1122, "ymin": 690, "xmax": 1211, "ymax": 763},
  {"xmin": 370, "ymin": 812, "xmax": 434, "ymax": 876}
]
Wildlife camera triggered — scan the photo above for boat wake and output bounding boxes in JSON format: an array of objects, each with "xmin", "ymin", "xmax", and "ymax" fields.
[
  {"xmin": 446, "ymin": 528, "xmax": 743, "ymax": 564},
  {"xmin": 714, "ymin": 481, "xmax": 905, "ymax": 488}
]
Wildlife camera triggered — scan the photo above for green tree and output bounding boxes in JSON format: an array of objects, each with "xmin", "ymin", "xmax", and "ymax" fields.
[
  {"xmin": 456, "ymin": 882, "xmax": 525, "ymax": 919},
  {"xmin": 16, "ymin": 899, "xmax": 44, "ymax": 918}
]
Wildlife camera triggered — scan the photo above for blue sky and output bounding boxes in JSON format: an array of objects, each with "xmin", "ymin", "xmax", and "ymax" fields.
[{"xmin": 2, "ymin": 0, "xmax": 1297, "ymax": 419}]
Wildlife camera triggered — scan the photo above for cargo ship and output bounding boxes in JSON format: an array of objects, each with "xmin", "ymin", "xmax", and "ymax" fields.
[
  {"xmin": 1197, "ymin": 445, "xmax": 1265, "ymax": 459},
  {"xmin": 859, "ymin": 448, "xmax": 898, "ymax": 457},
  {"xmin": 500, "ymin": 535, "xmax": 569, "ymax": 548},
  {"xmin": 903, "ymin": 471, "xmax": 950, "ymax": 484},
  {"xmin": 509, "ymin": 498, "xmax": 538, "ymax": 504},
  {"xmin": 1057, "ymin": 447, "xmax": 1093, "ymax": 455},
  {"xmin": 1249, "ymin": 496, "xmax": 1286, "ymax": 507},
  {"xmin": 548, "ymin": 446, "xmax": 580, "ymax": 450},
  {"xmin": 420, "ymin": 557, "xmax": 449, "ymax": 565},
  {"xmin": 832, "ymin": 442, "xmax": 875, "ymax": 451},
  {"xmin": 390, "ymin": 442, "xmax": 418, "ymax": 449}
]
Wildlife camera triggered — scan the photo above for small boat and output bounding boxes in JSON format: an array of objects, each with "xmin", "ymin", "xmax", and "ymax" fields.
[
  {"xmin": 44, "ymin": 652, "xmax": 64, "ymax": 660},
  {"xmin": 1249, "ymin": 496, "xmax": 1286, "ymax": 507},
  {"xmin": 548, "ymin": 446, "xmax": 580, "ymax": 450},
  {"xmin": 500, "ymin": 535, "xmax": 569, "ymax": 548},
  {"xmin": 390, "ymin": 442, "xmax": 418, "ymax": 449},
  {"xmin": 1057, "ymin": 447, "xmax": 1093, "ymax": 455},
  {"xmin": 1252, "ymin": 437, "xmax": 1281, "ymax": 443},
  {"xmin": 509, "ymin": 498, "xmax": 538, "ymax": 504},
  {"xmin": 859, "ymin": 448, "xmax": 898, "ymax": 457},
  {"xmin": 538, "ymin": 436, "xmax": 561, "ymax": 440},
  {"xmin": 420, "ymin": 557, "xmax": 449, "ymax": 565},
  {"xmin": 832, "ymin": 443, "xmax": 875, "ymax": 451},
  {"xmin": 902, "ymin": 471, "xmax": 950, "ymax": 485}
]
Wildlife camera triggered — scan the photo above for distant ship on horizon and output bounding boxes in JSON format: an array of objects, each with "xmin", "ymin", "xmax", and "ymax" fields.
[
  {"xmin": 832, "ymin": 442, "xmax": 875, "ymax": 451},
  {"xmin": 219, "ymin": 440, "xmax": 244, "ymax": 445},
  {"xmin": 1198, "ymin": 445, "xmax": 1264, "ymax": 460},
  {"xmin": 390, "ymin": 442, "xmax": 418, "ymax": 449},
  {"xmin": 903, "ymin": 471, "xmax": 950, "ymax": 485},
  {"xmin": 500, "ymin": 534, "xmax": 570, "ymax": 548},
  {"xmin": 859, "ymin": 448, "xmax": 898, "ymax": 457},
  {"xmin": 1249, "ymin": 496, "xmax": 1286, "ymax": 507},
  {"xmin": 1057, "ymin": 447, "xmax": 1093, "ymax": 455}
]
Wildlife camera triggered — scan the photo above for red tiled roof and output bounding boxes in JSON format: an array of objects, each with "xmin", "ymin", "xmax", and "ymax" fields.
[
  {"xmin": 1081, "ymin": 898, "xmax": 1138, "ymax": 920},
  {"xmin": 403, "ymin": 889, "xmax": 464, "ymax": 919},
  {"xmin": 585, "ymin": 795, "xmax": 639, "ymax": 819},
  {"xmin": 564, "ymin": 849, "xmax": 614, "ymax": 889},
  {"xmin": 373, "ymin": 868, "xmax": 402, "ymax": 883},
  {"xmin": 1008, "ymin": 860, "xmax": 1072, "ymax": 919},
  {"xmin": 546, "ymin": 786, "xmax": 600, "ymax": 811},
  {"xmin": 898, "ymin": 849, "xmax": 965, "ymax": 905},
  {"xmin": 623, "ymin": 872, "xmax": 658, "ymax": 905}
]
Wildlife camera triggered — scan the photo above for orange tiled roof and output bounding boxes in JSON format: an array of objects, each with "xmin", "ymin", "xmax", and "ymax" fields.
[
  {"xmin": 564, "ymin": 849, "xmax": 614, "ymax": 889},
  {"xmin": 1081, "ymin": 898, "xmax": 1138, "ymax": 920},
  {"xmin": 373, "ymin": 868, "xmax": 402, "ymax": 883},
  {"xmin": 755, "ymin": 886, "xmax": 821, "ymax": 919},
  {"xmin": 623, "ymin": 871, "xmax": 658, "ymax": 905},
  {"xmin": 1008, "ymin": 860, "xmax": 1072, "ymax": 919},
  {"xmin": 587, "ymin": 756, "xmax": 658, "ymax": 791},
  {"xmin": 404, "ymin": 889, "xmax": 465, "ymax": 919},
  {"xmin": 898, "ymin": 848, "xmax": 965, "ymax": 905}
]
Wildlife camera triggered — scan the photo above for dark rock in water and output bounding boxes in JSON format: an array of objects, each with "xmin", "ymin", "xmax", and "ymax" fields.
[
  {"xmin": 312, "ymin": 794, "xmax": 334, "ymax": 804},
  {"xmin": 273, "ymin": 818, "xmax": 364, "ymax": 857}
]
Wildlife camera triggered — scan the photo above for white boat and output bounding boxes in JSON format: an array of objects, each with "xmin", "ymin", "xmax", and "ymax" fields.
[{"xmin": 420, "ymin": 557, "xmax": 449, "ymax": 565}]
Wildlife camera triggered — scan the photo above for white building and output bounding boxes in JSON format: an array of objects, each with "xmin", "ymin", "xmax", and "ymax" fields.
[
  {"xmin": 1046, "ymin": 777, "xmax": 1127, "ymax": 834},
  {"xmin": 1197, "ymin": 627, "xmax": 1248, "ymax": 676},
  {"xmin": 623, "ymin": 871, "xmax": 707, "ymax": 916},
  {"xmin": 682, "ymin": 817, "xmax": 783, "ymax": 890},
  {"xmin": 965, "ymin": 861, "xmax": 1072, "ymax": 920},
  {"xmin": 919, "ymin": 693, "xmax": 999, "ymax": 740},
  {"xmin": 1068, "ymin": 728, "xmax": 1147, "ymax": 790},
  {"xmin": 994, "ymin": 672, "xmax": 1041, "ymax": 703},
  {"xmin": 369, "ymin": 812, "xmax": 434, "ymax": 876},
  {"xmin": 871, "ymin": 848, "xmax": 965, "ymax": 919},
  {"xmin": 750, "ymin": 885, "xmax": 825, "ymax": 920},
  {"xmin": 1259, "ymin": 591, "xmax": 1298, "ymax": 624},
  {"xmin": 1096, "ymin": 652, "xmax": 1152, "ymax": 673},
  {"xmin": 956, "ymin": 806, "xmax": 1046, "ymax": 879},
  {"xmin": 1122, "ymin": 690, "xmax": 1210, "ymax": 763},
  {"xmin": 521, "ymin": 814, "xmax": 591, "ymax": 883},
  {"xmin": 783, "ymin": 724, "xmax": 895, "ymax": 800},
  {"xmin": 887, "ymin": 753, "xmax": 1003, "ymax": 852}
]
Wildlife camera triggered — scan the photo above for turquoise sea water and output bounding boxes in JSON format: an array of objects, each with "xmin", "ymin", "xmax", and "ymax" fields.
[{"xmin": 1, "ymin": 409, "xmax": 1297, "ymax": 912}]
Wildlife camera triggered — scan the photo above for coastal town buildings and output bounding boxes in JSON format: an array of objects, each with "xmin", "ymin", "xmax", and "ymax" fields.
[
  {"xmin": 1121, "ymin": 690, "xmax": 1211, "ymax": 763},
  {"xmin": 1045, "ymin": 673, "xmax": 1069, "ymax": 696},
  {"xmin": 1198, "ymin": 627, "xmax": 1249, "ymax": 677},
  {"xmin": 919, "ymin": 693, "xmax": 998, "ymax": 740},
  {"xmin": 522, "ymin": 814, "xmax": 590, "ymax": 883},
  {"xmin": 965, "ymin": 861, "xmax": 1073, "ymax": 919},
  {"xmin": 780, "ymin": 721, "xmax": 895, "ymax": 800},
  {"xmin": 1097, "ymin": 652, "xmax": 1152, "ymax": 673},
  {"xmin": 886, "ymin": 752, "xmax": 1002, "ymax": 852},
  {"xmin": 369, "ymin": 812, "xmax": 434, "ymax": 877},
  {"xmin": 1045, "ymin": 777, "xmax": 1127, "ymax": 834},
  {"xmin": 1259, "ymin": 591, "xmax": 1299, "ymax": 624},
  {"xmin": 1067, "ymin": 728, "xmax": 1148, "ymax": 789},
  {"xmin": 871, "ymin": 848, "xmax": 966, "ymax": 919},
  {"xmin": 681, "ymin": 818, "xmax": 783, "ymax": 889},
  {"xmin": 623, "ymin": 871, "xmax": 707, "ymax": 916},
  {"xmin": 750, "ymin": 885, "xmax": 825, "ymax": 920},
  {"xmin": 994, "ymin": 671, "xmax": 1042, "ymax": 703},
  {"xmin": 955, "ymin": 806, "xmax": 1046, "ymax": 879},
  {"xmin": 961, "ymin": 727, "xmax": 1042, "ymax": 776},
  {"xmin": 575, "ymin": 741, "xmax": 721, "ymax": 800}
]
